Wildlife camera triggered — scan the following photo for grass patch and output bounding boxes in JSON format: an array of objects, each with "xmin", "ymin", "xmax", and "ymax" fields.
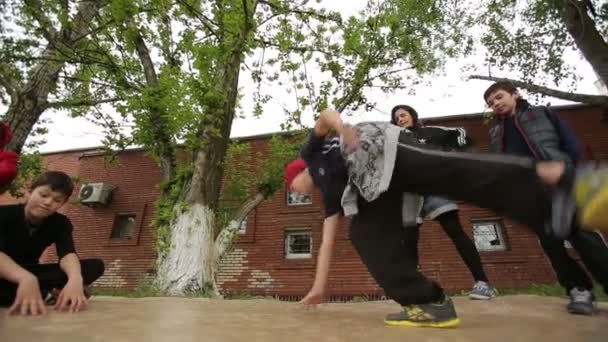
[
  {"xmin": 92, "ymin": 281, "xmax": 215, "ymax": 299},
  {"xmin": 223, "ymin": 292, "xmax": 276, "ymax": 300},
  {"xmin": 92, "ymin": 282, "xmax": 607, "ymax": 302},
  {"xmin": 92, "ymin": 288, "xmax": 275, "ymax": 301},
  {"xmin": 92, "ymin": 283, "xmax": 163, "ymax": 298}
]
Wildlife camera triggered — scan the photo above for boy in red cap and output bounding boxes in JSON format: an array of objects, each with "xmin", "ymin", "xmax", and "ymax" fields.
[
  {"xmin": 285, "ymin": 109, "xmax": 608, "ymax": 328},
  {"xmin": 0, "ymin": 122, "xmax": 19, "ymax": 193}
]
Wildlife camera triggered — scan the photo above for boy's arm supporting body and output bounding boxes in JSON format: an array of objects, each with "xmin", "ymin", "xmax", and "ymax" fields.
[
  {"xmin": 300, "ymin": 110, "xmax": 356, "ymax": 308},
  {"xmin": 0, "ymin": 251, "xmax": 47, "ymax": 316},
  {"xmin": 56, "ymin": 252, "xmax": 88, "ymax": 312},
  {"xmin": 301, "ymin": 214, "xmax": 340, "ymax": 307}
]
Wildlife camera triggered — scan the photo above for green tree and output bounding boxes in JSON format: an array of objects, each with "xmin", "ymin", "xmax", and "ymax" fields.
[
  {"xmin": 2, "ymin": 0, "xmax": 470, "ymax": 296},
  {"xmin": 0, "ymin": 1, "xmax": 117, "ymax": 192},
  {"xmin": 0, "ymin": 0, "xmax": 110, "ymax": 152},
  {"xmin": 469, "ymin": 0, "xmax": 608, "ymax": 105}
]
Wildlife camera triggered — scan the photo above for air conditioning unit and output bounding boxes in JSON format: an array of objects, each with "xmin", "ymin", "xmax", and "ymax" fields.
[{"xmin": 78, "ymin": 183, "xmax": 114, "ymax": 206}]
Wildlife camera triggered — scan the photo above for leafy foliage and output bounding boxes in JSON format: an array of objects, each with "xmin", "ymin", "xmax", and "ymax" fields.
[
  {"xmin": 218, "ymin": 131, "xmax": 304, "ymax": 230},
  {"xmin": 250, "ymin": 0, "xmax": 472, "ymax": 128},
  {"xmin": 153, "ymin": 165, "xmax": 193, "ymax": 258},
  {"xmin": 474, "ymin": 0, "xmax": 607, "ymax": 98},
  {"xmin": 1, "ymin": 1, "xmax": 473, "ymax": 290}
]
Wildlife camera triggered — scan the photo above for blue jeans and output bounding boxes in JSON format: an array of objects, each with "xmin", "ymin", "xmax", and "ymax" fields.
[{"xmin": 421, "ymin": 195, "xmax": 458, "ymax": 220}]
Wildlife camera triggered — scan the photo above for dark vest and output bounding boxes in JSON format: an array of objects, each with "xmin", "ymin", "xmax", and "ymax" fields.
[{"xmin": 489, "ymin": 106, "xmax": 572, "ymax": 164}]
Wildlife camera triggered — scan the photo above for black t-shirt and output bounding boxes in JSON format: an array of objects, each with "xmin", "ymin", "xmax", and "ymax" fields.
[
  {"xmin": 300, "ymin": 132, "xmax": 348, "ymax": 218},
  {"xmin": 503, "ymin": 116, "xmax": 535, "ymax": 158},
  {"xmin": 0, "ymin": 204, "xmax": 76, "ymax": 264}
]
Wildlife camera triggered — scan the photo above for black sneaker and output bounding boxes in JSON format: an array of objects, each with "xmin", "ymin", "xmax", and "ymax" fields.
[
  {"xmin": 44, "ymin": 288, "xmax": 61, "ymax": 305},
  {"xmin": 566, "ymin": 287, "xmax": 595, "ymax": 316},
  {"xmin": 384, "ymin": 296, "xmax": 460, "ymax": 328}
]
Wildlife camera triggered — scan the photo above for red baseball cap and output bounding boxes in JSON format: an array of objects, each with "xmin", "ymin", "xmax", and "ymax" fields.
[
  {"xmin": 0, "ymin": 122, "xmax": 11, "ymax": 150},
  {"xmin": 0, "ymin": 151, "xmax": 18, "ymax": 188},
  {"xmin": 284, "ymin": 158, "xmax": 308, "ymax": 188},
  {"xmin": 0, "ymin": 123, "xmax": 17, "ymax": 190}
]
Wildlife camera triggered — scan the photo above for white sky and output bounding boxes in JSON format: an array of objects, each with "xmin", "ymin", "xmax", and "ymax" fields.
[{"xmin": 2, "ymin": 0, "xmax": 604, "ymax": 153}]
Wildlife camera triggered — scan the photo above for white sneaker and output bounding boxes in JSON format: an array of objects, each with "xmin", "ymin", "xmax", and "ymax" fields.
[{"xmin": 469, "ymin": 281, "xmax": 497, "ymax": 300}]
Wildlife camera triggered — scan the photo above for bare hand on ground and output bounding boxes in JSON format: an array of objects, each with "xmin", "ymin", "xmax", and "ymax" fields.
[
  {"xmin": 300, "ymin": 288, "xmax": 325, "ymax": 310},
  {"xmin": 55, "ymin": 280, "xmax": 88, "ymax": 313},
  {"xmin": 8, "ymin": 275, "xmax": 46, "ymax": 316}
]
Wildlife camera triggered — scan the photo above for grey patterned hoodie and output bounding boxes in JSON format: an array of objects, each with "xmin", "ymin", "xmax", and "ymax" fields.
[{"xmin": 339, "ymin": 121, "xmax": 422, "ymax": 226}]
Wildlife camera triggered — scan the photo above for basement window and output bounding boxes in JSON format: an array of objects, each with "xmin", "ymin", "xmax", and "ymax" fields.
[
  {"xmin": 110, "ymin": 214, "xmax": 136, "ymax": 240},
  {"xmin": 472, "ymin": 220, "xmax": 508, "ymax": 252},
  {"xmin": 286, "ymin": 191, "xmax": 312, "ymax": 206},
  {"xmin": 285, "ymin": 229, "xmax": 312, "ymax": 259}
]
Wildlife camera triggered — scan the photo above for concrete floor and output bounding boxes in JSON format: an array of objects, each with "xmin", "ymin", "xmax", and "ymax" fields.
[{"xmin": 1, "ymin": 295, "xmax": 607, "ymax": 342}]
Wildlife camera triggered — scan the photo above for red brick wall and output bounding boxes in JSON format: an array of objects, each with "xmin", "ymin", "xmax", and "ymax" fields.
[{"xmin": 3, "ymin": 104, "xmax": 605, "ymax": 297}]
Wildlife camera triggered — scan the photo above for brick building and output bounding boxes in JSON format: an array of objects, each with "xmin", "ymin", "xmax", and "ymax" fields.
[{"xmin": 2, "ymin": 104, "xmax": 607, "ymax": 299}]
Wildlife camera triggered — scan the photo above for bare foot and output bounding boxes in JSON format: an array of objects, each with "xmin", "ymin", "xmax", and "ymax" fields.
[{"xmin": 536, "ymin": 161, "xmax": 566, "ymax": 186}]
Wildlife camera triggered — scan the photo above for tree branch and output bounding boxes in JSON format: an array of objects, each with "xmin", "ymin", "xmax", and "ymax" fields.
[
  {"xmin": 257, "ymin": 0, "xmax": 340, "ymax": 23},
  {"xmin": 0, "ymin": 74, "xmax": 17, "ymax": 97},
  {"xmin": 133, "ymin": 31, "xmax": 159, "ymax": 86},
  {"xmin": 243, "ymin": 0, "xmax": 250, "ymax": 26},
  {"xmin": 132, "ymin": 28, "xmax": 177, "ymax": 183},
  {"xmin": 364, "ymin": 84, "xmax": 409, "ymax": 89},
  {"xmin": 334, "ymin": 15, "xmax": 382, "ymax": 112},
  {"xmin": 469, "ymin": 75, "xmax": 608, "ymax": 106},
  {"xmin": 559, "ymin": 0, "xmax": 608, "ymax": 86},
  {"xmin": 23, "ymin": 0, "xmax": 59, "ymax": 43},
  {"xmin": 45, "ymin": 97, "xmax": 123, "ymax": 109},
  {"xmin": 57, "ymin": 74, "xmax": 122, "ymax": 90},
  {"xmin": 176, "ymin": 0, "xmax": 221, "ymax": 39},
  {"xmin": 368, "ymin": 66, "xmax": 414, "ymax": 81},
  {"xmin": 159, "ymin": 12, "xmax": 179, "ymax": 68},
  {"xmin": 86, "ymin": 18, "xmax": 144, "ymax": 91},
  {"xmin": 253, "ymin": 37, "xmax": 339, "ymax": 57},
  {"xmin": 215, "ymin": 192, "xmax": 265, "ymax": 258},
  {"xmin": 6, "ymin": 52, "xmax": 132, "ymax": 77}
]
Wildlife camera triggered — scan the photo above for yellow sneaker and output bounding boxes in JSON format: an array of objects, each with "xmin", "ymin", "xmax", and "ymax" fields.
[
  {"xmin": 384, "ymin": 296, "xmax": 460, "ymax": 328},
  {"xmin": 575, "ymin": 166, "xmax": 608, "ymax": 231}
]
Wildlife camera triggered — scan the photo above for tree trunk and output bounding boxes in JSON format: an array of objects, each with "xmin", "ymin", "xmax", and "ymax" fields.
[
  {"xmin": 155, "ymin": 63, "xmax": 242, "ymax": 294},
  {"xmin": 155, "ymin": 203, "xmax": 217, "ymax": 295},
  {"xmin": 215, "ymin": 192, "xmax": 265, "ymax": 258},
  {"xmin": 5, "ymin": 0, "xmax": 105, "ymax": 153},
  {"xmin": 559, "ymin": 1, "xmax": 608, "ymax": 87},
  {"xmin": 155, "ymin": 3, "xmax": 254, "ymax": 295},
  {"xmin": 132, "ymin": 30, "xmax": 176, "ymax": 182}
]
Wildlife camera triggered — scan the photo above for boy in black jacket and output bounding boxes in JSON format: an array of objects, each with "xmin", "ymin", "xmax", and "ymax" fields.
[{"xmin": 484, "ymin": 81, "xmax": 608, "ymax": 315}]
